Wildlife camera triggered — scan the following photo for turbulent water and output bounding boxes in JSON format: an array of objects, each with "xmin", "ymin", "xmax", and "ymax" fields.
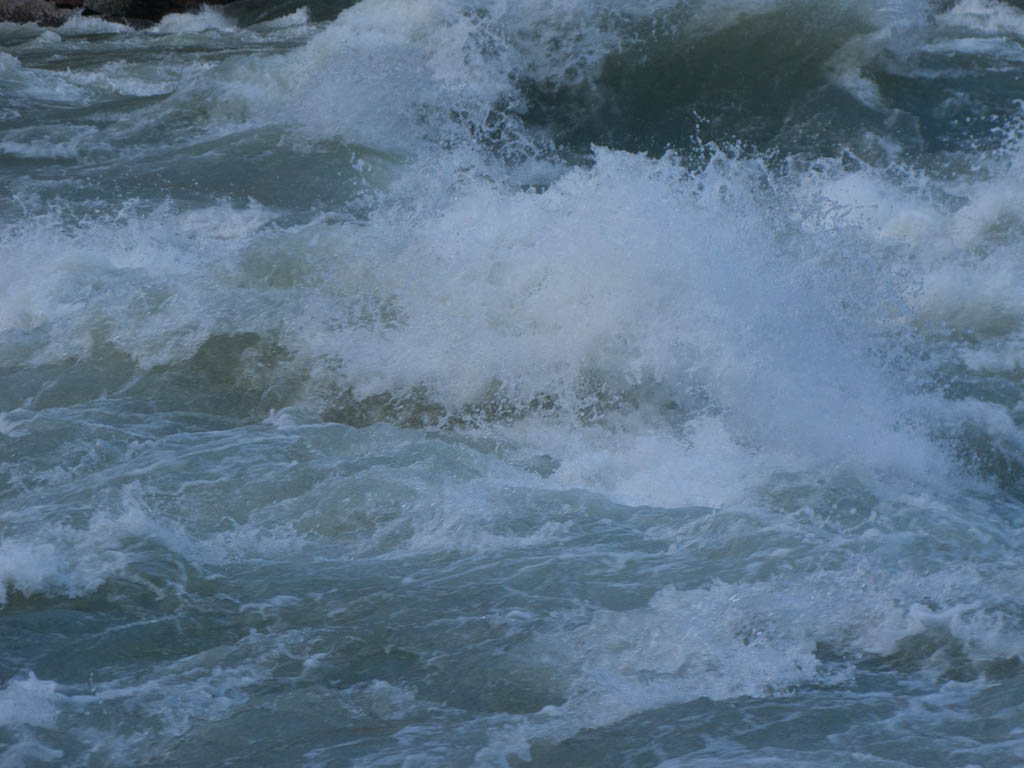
[{"xmin": 2, "ymin": 0, "xmax": 1024, "ymax": 765}]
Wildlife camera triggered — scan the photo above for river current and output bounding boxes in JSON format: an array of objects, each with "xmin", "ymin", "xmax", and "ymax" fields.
[{"xmin": 2, "ymin": 1, "xmax": 1024, "ymax": 765}]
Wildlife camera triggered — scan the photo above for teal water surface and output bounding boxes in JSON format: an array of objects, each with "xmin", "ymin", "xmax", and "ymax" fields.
[{"xmin": 3, "ymin": 1, "xmax": 1024, "ymax": 765}]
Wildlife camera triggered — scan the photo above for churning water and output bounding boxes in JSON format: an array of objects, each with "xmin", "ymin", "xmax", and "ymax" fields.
[{"xmin": 3, "ymin": 0, "xmax": 1024, "ymax": 765}]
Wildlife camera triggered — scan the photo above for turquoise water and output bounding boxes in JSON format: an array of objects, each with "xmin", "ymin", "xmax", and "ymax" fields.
[{"xmin": 3, "ymin": 1, "xmax": 1024, "ymax": 765}]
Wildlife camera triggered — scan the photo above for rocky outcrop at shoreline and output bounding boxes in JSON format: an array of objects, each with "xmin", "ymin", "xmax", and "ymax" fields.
[{"xmin": 0, "ymin": 0, "xmax": 231, "ymax": 26}]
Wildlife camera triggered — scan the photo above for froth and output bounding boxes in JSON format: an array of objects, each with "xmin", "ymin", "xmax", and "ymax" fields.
[
  {"xmin": 0, "ymin": 490, "xmax": 149, "ymax": 605},
  {"xmin": 940, "ymin": 0, "xmax": 1024, "ymax": 38},
  {"xmin": 0, "ymin": 142, "xmax": 960, "ymax": 496},
  {"xmin": 57, "ymin": 12, "xmax": 128, "ymax": 34},
  {"xmin": 216, "ymin": 0, "xmax": 525, "ymax": 152},
  {"xmin": 301, "ymin": 147, "xmax": 945, "ymax": 483},
  {"xmin": 6, "ymin": 0, "xmax": 1024, "ymax": 497},
  {"xmin": 213, "ymin": 0, "xmax": 923, "ymax": 153},
  {"xmin": 151, "ymin": 6, "xmax": 237, "ymax": 34},
  {"xmin": 475, "ymin": 555, "xmax": 1023, "ymax": 760},
  {"xmin": 0, "ymin": 673, "xmax": 61, "ymax": 730}
]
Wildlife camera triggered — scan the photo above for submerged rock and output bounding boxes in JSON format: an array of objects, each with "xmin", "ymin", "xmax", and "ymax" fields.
[{"xmin": 0, "ymin": 0, "xmax": 230, "ymax": 26}]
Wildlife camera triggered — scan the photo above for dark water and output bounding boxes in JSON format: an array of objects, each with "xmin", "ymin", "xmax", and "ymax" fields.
[{"xmin": 2, "ymin": 1, "xmax": 1024, "ymax": 765}]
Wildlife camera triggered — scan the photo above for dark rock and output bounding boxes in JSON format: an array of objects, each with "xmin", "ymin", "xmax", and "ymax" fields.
[
  {"xmin": 98, "ymin": 0, "xmax": 231, "ymax": 23},
  {"xmin": 83, "ymin": 0, "xmax": 130, "ymax": 16},
  {"xmin": 0, "ymin": 0, "xmax": 231, "ymax": 26},
  {"xmin": 0, "ymin": 0, "xmax": 71, "ymax": 26}
]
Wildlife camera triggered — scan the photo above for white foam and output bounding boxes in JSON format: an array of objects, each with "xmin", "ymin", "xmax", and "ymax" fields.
[
  {"xmin": 0, "ymin": 678, "xmax": 63, "ymax": 768},
  {"xmin": 475, "ymin": 555, "xmax": 1024, "ymax": 756},
  {"xmin": 0, "ymin": 199, "xmax": 268, "ymax": 367},
  {"xmin": 57, "ymin": 11, "xmax": 129, "ymax": 34},
  {"xmin": 0, "ymin": 673, "xmax": 62, "ymax": 730},
  {"xmin": 302, "ymin": 148, "xmax": 947, "ymax": 485},
  {"xmin": 65, "ymin": 62, "xmax": 178, "ymax": 97},
  {"xmin": 213, "ymin": 0, "xmax": 848, "ymax": 151},
  {"xmin": 5, "ymin": 3, "xmax": 1024, "ymax": 502},
  {"xmin": 826, "ymin": 32, "xmax": 890, "ymax": 109},
  {"xmin": 940, "ymin": 0, "xmax": 1024, "ymax": 39},
  {"xmin": 0, "ymin": 507, "xmax": 139, "ymax": 606},
  {"xmin": 0, "ymin": 124, "xmax": 103, "ymax": 159},
  {"xmin": 3, "ymin": 4, "xmax": 1024, "ymax": 765},
  {"xmin": 0, "ymin": 481, "xmax": 205, "ymax": 606},
  {"xmin": 178, "ymin": 201, "xmax": 274, "ymax": 239},
  {"xmin": 255, "ymin": 6, "xmax": 311, "ymax": 30},
  {"xmin": 793, "ymin": 141, "xmax": 1024, "ymax": 354},
  {"xmin": 24, "ymin": 29, "xmax": 61, "ymax": 46},
  {"xmin": 215, "ymin": 0, "xmax": 522, "ymax": 151},
  {"xmin": 0, "ymin": 52, "xmax": 85, "ymax": 103},
  {"xmin": 0, "ymin": 140, "xmax": 963, "ymax": 500},
  {"xmin": 151, "ymin": 6, "xmax": 236, "ymax": 35},
  {"xmin": 0, "ymin": 412, "xmax": 26, "ymax": 437},
  {"xmin": 531, "ymin": 416, "xmax": 774, "ymax": 509}
]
